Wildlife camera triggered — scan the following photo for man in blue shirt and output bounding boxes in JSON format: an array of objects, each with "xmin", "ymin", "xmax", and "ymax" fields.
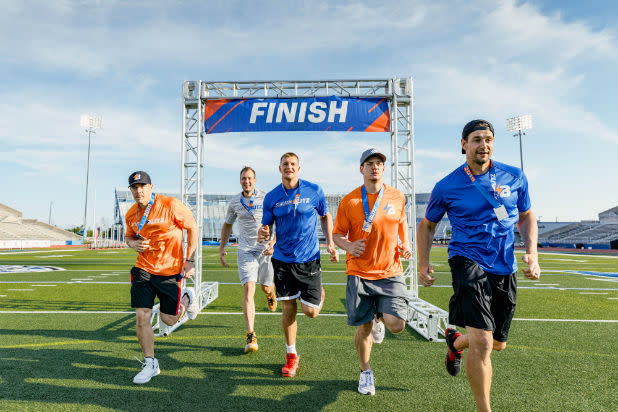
[
  {"xmin": 258, "ymin": 152, "xmax": 339, "ymax": 378},
  {"xmin": 417, "ymin": 119, "xmax": 541, "ymax": 412}
]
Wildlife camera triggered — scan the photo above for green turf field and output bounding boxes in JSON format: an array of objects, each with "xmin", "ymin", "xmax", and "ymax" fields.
[{"xmin": 0, "ymin": 246, "xmax": 616, "ymax": 412}]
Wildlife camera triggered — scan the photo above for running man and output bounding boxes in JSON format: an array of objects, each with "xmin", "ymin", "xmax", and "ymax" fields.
[
  {"xmin": 257, "ymin": 152, "xmax": 339, "ymax": 378},
  {"xmin": 417, "ymin": 119, "xmax": 541, "ymax": 412},
  {"xmin": 124, "ymin": 171, "xmax": 199, "ymax": 384},
  {"xmin": 333, "ymin": 148, "xmax": 412, "ymax": 396},
  {"xmin": 219, "ymin": 166, "xmax": 277, "ymax": 353}
]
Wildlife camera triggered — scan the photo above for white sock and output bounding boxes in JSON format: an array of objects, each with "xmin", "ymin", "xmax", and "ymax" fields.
[{"xmin": 286, "ymin": 343, "xmax": 297, "ymax": 354}]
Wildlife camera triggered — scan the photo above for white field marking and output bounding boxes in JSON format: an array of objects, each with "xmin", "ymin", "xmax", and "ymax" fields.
[
  {"xmin": 71, "ymin": 279, "xmax": 95, "ymax": 281},
  {"xmin": 533, "ymin": 284, "xmax": 559, "ymax": 286},
  {"xmin": 0, "ymin": 249, "xmax": 90, "ymax": 255},
  {"xmin": 535, "ymin": 251, "xmax": 617, "ymax": 259},
  {"xmin": 0, "ymin": 295, "xmax": 6, "ymax": 297},
  {"xmin": 34, "ymin": 255, "xmax": 73, "ymax": 258},
  {"xmin": 579, "ymin": 292, "xmax": 608, "ymax": 295},
  {"xmin": 7, "ymin": 289, "xmax": 34, "ymax": 291},
  {"xmin": 0, "ymin": 310, "xmax": 615, "ymax": 323},
  {"xmin": 31, "ymin": 285, "xmax": 57, "ymax": 287},
  {"xmin": 99, "ymin": 251, "xmax": 120, "ymax": 254},
  {"xmin": 99, "ymin": 274, "xmax": 120, "ymax": 276},
  {"xmin": 545, "ymin": 258, "xmax": 588, "ymax": 263},
  {"xmin": 586, "ymin": 277, "xmax": 618, "ymax": 283},
  {"xmin": 608, "ymin": 298, "xmax": 617, "ymax": 300}
]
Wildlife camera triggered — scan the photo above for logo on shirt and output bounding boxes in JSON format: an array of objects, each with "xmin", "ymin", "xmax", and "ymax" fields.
[
  {"xmin": 384, "ymin": 203, "xmax": 396, "ymax": 215},
  {"xmin": 131, "ymin": 217, "xmax": 165, "ymax": 227},
  {"xmin": 274, "ymin": 198, "xmax": 310, "ymax": 208},
  {"xmin": 490, "ymin": 173, "xmax": 511, "ymax": 198}
]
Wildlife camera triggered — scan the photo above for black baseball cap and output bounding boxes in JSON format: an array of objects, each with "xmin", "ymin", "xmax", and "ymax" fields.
[
  {"xmin": 128, "ymin": 171, "xmax": 152, "ymax": 187},
  {"xmin": 360, "ymin": 148, "xmax": 387, "ymax": 165},
  {"xmin": 461, "ymin": 119, "xmax": 494, "ymax": 154}
]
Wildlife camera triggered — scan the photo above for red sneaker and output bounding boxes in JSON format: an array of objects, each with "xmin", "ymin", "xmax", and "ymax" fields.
[
  {"xmin": 445, "ymin": 328, "xmax": 463, "ymax": 376},
  {"xmin": 281, "ymin": 353, "xmax": 299, "ymax": 377}
]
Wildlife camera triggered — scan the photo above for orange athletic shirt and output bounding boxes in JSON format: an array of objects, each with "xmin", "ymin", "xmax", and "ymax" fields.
[
  {"xmin": 125, "ymin": 194, "xmax": 196, "ymax": 276},
  {"xmin": 333, "ymin": 185, "xmax": 408, "ymax": 280}
]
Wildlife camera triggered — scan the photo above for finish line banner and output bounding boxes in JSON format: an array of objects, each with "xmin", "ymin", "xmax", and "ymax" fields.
[{"xmin": 203, "ymin": 96, "xmax": 389, "ymax": 134}]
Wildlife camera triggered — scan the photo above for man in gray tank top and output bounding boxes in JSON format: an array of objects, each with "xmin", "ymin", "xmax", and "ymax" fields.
[{"xmin": 219, "ymin": 166, "xmax": 277, "ymax": 353}]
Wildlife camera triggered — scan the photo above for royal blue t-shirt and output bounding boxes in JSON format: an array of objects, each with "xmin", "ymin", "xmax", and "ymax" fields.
[
  {"xmin": 425, "ymin": 161, "xmax": 531, "ymax": 275},
  {"xmin": 262, "ymin": 179, "xmax": 328, "ymax": 263}
]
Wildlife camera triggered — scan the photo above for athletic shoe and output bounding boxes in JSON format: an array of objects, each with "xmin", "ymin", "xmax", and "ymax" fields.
[
  {"xmin": 183, "ymin": 287, "xmax": 199, "ymax": 320},
  {"xmin": 133, "ymin": 357, "xmax": 160, "ymax": 384},
  {"xmin": 445, "ymin": 328, "xmax": 463, "ymax": 376},
  {"xmin": 371, "ymin": 318, "xmax": 385, "ymax": 344},
  {"xmin": 266, "ymin": 291, "xmax": 277, "ymax": 312},
  {"xmin": 281, "ymin": 353, "xmax": 299, "ymax": 377},
  {"xmin": 245, "ymin": 332, "xmax": 258, "ymax": 353},
  {"xmin": 358, "ymin": 369, "xmax": 376, "ymax": 395}
]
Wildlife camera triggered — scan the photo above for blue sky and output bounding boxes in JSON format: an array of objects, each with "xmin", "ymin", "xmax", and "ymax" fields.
[{"xmin": 1, "ymin": 0, "xmax": 616, "ymax": 228}]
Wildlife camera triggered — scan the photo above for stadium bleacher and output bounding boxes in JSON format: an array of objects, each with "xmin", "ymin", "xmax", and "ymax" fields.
[{"xmin": 0, "ymin": 202, "xmax": 81, "ymax": 247}]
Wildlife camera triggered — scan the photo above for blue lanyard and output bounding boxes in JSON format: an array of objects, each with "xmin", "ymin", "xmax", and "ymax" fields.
[
  {"xmin": 240, "ymin": 190, "xmax": 256, "ymax": 215},
  {"xmin": 361, "ymin": 185, "xmax": 384, "ymax": 225},
  {"xmin": 135, "ymin": 193, "xmax": 155, "ymax": 238},
  {"xmin": 463, "ymin": 163, "xmax": 501, "ymax": 208}
]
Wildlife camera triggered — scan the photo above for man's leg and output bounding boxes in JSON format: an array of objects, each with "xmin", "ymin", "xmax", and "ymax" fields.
[
  {"xmin": 159, "ymin": 293, "xmax": 189, "ymax": 326},
  {"xmin": 243, "ymin": 281, "xmax": 257, "ymax": 333},
  {"xmin": 136, "ymin": 308, "xmax": 155, "ymax": 357},
  {"xmin": 355, "ymin": 321, "xmax": 373, "ymax": 370},
  {"xmin": 465, "ymin": 326, "xmax": 494, "ymax": 412},
  {"xmin": 281, "ymin": 299, "xmax": 298, "ymax": 346},
  {"xmin": 380, "ymin": 313, "xmax": 406, "ymax": 334}
]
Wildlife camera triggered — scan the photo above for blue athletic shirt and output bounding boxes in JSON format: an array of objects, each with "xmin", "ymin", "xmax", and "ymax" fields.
[
  {"xmin": 425, "ymin": 160, "xmax": 531, "ymax": 275},
  {"xmin": 262, "ymin": 179, "xmax": 328, "ymax": 263}
]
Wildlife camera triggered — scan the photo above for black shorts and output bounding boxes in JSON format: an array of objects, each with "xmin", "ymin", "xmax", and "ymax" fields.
[
  {"xmin": 130, "ymin": 267, "xmax": 182, "ymax": 316},
  {"xmin": 448, "ymin": 256, "xmax": 517, "ymax": 342},
  {"xmin": 271, "ymin": 257, "xmax": 322, "ymax": 308}
]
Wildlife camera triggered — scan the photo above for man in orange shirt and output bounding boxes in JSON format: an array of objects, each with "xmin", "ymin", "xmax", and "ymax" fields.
[
  {"xmin": 125, "ymin": 171, "xmax": 199, "ymax": 384},
  {"xmin": 333, "ymin": 149, "xmax": 412, "ymax": 396}
]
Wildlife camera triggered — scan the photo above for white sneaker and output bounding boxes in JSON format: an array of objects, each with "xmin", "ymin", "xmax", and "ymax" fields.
[
  {"xmin": 183, "ymin": 288, "xmax": 199, "ymax": 320},
  {"xmin": 358, "ymin": 369, "xmax": 375, "ymax": 395},
  {"xmin": 133, "ymin": 357, "xmax": 160, "ymax": 384},
  {"xmin": 371, "ymin": 318, "xmax": 385, "ymax": 344}
]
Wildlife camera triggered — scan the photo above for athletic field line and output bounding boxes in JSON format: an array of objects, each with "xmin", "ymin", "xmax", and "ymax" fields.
[
  {"xmin": 0, "ymin": 310, "xmax": 615, "ymax": 323},
  {"xmin": 0, "ymin": 339, "xmax": 99, "ymax": 349}
]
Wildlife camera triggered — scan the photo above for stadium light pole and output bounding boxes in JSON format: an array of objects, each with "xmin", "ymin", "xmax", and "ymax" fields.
[
  {"xmin": 80, "ymin": 114, "xmax": 102, "ymax": 243},
  {"xmin": 506, "ymin": 114, "xmax": 532, "ymax": 172}
]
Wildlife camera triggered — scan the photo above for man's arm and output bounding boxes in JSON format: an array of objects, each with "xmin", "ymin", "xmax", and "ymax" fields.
[
  {"xmin": 218, "ymin": 222, "xmax": 233, "ymax": 267},
  {"xmin": 263, "ymin": 232, "xmax": 276, "ymax": 256},
  {"xmin": 397, "ymin": 209, "xmax": 412, "ymax": 259},
  {"xmin": 517, "ymin": 209, "xmax": 540, "ymax": 280},
  {"xmin": 417, "ymin": 217, "xmax": 437, "ymax": 287},
  {"xmin": 333, "ymin": 233, "xmax": 366, "ymax": 257},
  {"xmin": 182, "ymin": 220, "xmax": 198, "ymax": 279},
  {"xmin": 320, "ymin": 213, "xmax": 339, "ymax": 262}
]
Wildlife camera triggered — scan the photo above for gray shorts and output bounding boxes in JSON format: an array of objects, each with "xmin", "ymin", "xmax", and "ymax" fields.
[
  {"xmin": 346, "ymin": 275, "xmax": 409, "ymax": 326},
  {"xmin": 237, "ymin": 248, "xmax": 274, "ymax": 286}
]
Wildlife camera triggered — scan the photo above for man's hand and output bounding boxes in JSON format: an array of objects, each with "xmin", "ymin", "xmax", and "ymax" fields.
[
  {"xmin": 419, "ymin": 264, "xmax": 436, "ymax": 287},
  {"xmin": 398, "ymin": 244, "xmax": 412, "ymax": 259},
  {"xmin": 522, "ymin": 254, "xmax": 541, "ymax": 280},
  {"xmin": 263, "ymin": 242, "xmax": 274, "ymax": 256},
  {"xmin": 258, "ymin": 225, "xmax": 270, "ymax": 242},
  {"xmin": 219, "ymin": 248, "xmax": 229, "ymax": 268},
  {"xmin": 327, "ymin": 243, "xmax": 339, "ymax": 263},
  {"xmin": 129, "ymin": 237, "xmax": 151, "ymax": 253},
  {"xmin": 182, "ymin": 260, "xmax": 195, "ymax": 279},
  {"xmin": 346, "ymin": 239, "xmax": 367, "ymax": 257}
]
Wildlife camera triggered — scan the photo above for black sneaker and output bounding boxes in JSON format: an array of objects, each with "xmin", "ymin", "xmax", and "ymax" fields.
[{"xmin": 445, "ymin": 328, "xmax": 463, "ymax": 376}]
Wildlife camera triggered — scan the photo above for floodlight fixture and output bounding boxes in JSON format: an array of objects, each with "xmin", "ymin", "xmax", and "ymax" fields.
[
  {"xmin": 506, "ymin": 114, "xmax": 532, "ymax": 172},
  {"xmin": 80, "ymin": 114, "xmax": 102, "ymax": 243}
]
